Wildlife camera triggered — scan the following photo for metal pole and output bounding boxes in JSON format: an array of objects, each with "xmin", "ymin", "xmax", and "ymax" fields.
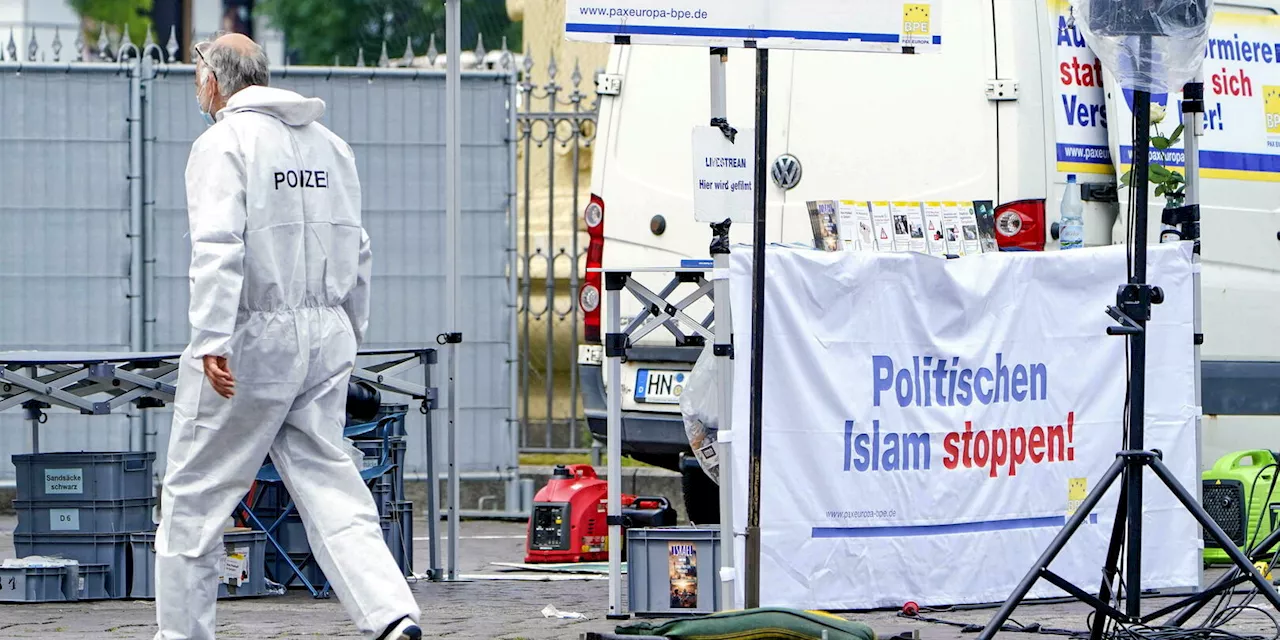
[
  {"xmin": 743, "ymin": 46, "xmax": 769, "ymax": 611},
  {"xmin": 445, "ymin": 0, "xmax": 462, "ymax": 582},
  {"xmin": 128, "ymin": 53, "xmax": 144, "ymax": 453},
  {"xmin": 1182, "ymin": 79, "xmax": 1204, "ymax": 585},
  {"xmin": 28, "ymin": 367, "xmax": 39, "ymax": 454},
  {"xmin": 1125, "ymin": 85, "xmax": 1152, "ymax": 619},
  {"xmin": 545, "ymin": 63, "xmax": 558, "ymax": 447},
  {"xmin": 141, "ymin": 51, "xmax": 156, "ymax": 456},
  {"xmin": 507, "ymin": 63, "xmax": 523, "ymax": 515},
  {"xmin": 423, "ymin": 355, "xmax": 441, "ymax": 581},
  {"xmin": 708, "ymin": 46, "xmax": 737, "ymax": 611},
  {"xmin": 605, "ymin": 279, "xmax": 626, "ymax": 619}
]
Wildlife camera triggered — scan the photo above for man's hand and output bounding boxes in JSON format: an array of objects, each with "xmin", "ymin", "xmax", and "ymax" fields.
[{"xmin": 203, "ymin": 355, "xmax": 236, "ymax": 398}]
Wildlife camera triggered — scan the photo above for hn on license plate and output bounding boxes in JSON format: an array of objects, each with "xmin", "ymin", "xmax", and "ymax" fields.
[{"xmin": 635, "ymin": 370, "xmax": 686, "ymax": 404}]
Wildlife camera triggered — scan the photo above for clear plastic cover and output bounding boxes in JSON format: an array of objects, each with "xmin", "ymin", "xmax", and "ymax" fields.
[
  {"xmin": 679, "ymin": 346, "xmax": 721, "ymax": 485},
  {"xmin": 1069, "ymin": 0, "xmax": 1213, "ymax": 93}
]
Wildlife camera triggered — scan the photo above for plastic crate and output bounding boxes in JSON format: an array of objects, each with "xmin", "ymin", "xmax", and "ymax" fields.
[
  {"xmin": 0, "ymin": 566, "xmax": 67, "ymax": 603},
  {"xmin": 15, "ymin": 497, "xmax": 156, "ymax": 535},
  {"xmin": 12, "ymin": 452, "xmax": 154, "ymax": 502},
  {"xmin": 389, "ymin": 501, "xmax": 413, "ymax": 576},
  {"xmin": 626, "ymin": 527, "xmax": 721, "ymax": 616},
  {"xmin": 130, "ymin": 530, "xmax": 269, "ymax": 599},
  {"xmin": 13, "ymin": 532, "xmax": 131, "ymax": 599},
  {"xmin": 272, "ymin": 515, "xmax": 311, "ymax": 555},
  {"xmin": 75, "ymin": 563, "xmax": 111, "ymax": 601},
  {"xmin": 346, "ymin": 404, "xmax": 408, "ymax": 440},
  {"xmin": 267, "ymin": 552, "xmax": 327, "ymax": 590}
]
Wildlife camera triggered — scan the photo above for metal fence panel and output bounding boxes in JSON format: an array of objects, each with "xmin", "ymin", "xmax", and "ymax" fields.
[
  {"xmin": 0, "ymin": 65, "xmax": 135, "ymax": 475},
  {"xmin": 0, "ymin": 56, "xmax": 517, "ymax": 483}
]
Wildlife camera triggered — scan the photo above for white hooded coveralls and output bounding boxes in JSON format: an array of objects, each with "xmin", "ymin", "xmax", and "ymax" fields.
[{"xmin": 155, "ymin": 86, "xmax": 419, "ymax": 639}]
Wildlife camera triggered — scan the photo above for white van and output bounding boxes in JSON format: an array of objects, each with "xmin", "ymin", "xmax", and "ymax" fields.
[{"xmin": 577, "ymin": 0, "xmax": 1280, "ymax": 522}]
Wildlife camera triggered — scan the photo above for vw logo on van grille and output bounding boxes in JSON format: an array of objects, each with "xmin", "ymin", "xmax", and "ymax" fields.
[{"xmin": 771, "ymin": 154, "xmax": 802, "ymax": 190}]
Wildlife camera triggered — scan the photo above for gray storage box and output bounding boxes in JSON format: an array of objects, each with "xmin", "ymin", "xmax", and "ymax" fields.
[
  {"xmin": 0, "ymin": 566, "xmax": 68, "ymax": 603},
  {"xmin": 13, "ymin": 532, "xmax": 132, "ymax": 599},
  {"xmin": 626, "ymin": 527, "xmax": 721, "ymax": 617},
  {"xmin": 389, "ymin": 501, "xmax": 413, "ymax": 576},
  {"xmin": 13, "ymin": 452, "xmax": 154, "ymax": 502},
  {"xmin": 74, "ymin": 563, "xmax": 111, "ymax": 600},
  {"xmin": 130, "ymin": 530, "xmax": 269, "ymax": 599},
  {"xmin": 15, "ymin": 498, "xmax": 156, "ymax": 534}
]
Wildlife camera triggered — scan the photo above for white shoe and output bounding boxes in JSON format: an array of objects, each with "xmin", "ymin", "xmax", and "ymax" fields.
[{"xmin": 382, "ymin": 618, "xmax": 422, "ymax": 640}]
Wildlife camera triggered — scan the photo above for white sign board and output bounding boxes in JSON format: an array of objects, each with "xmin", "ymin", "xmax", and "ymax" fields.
[
  {"xmin": 728, "ymin": 244, "xmax": 1200, "ymax": 609},
  {"xmin": 691, "ymin": 126, "xmax": 756, "ymax": 223},
  {"xmin": 45, "ymin": 468, "xmax": 84, "ymax": 495},
  {"xmin": 565, "ymin": 0, "xmax": 942, "ymax": 53}
]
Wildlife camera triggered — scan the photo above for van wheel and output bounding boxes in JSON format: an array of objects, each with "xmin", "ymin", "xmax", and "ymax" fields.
[{"xmin": 680, "ymin": 454, "xmax": 720, "ymax": 525}]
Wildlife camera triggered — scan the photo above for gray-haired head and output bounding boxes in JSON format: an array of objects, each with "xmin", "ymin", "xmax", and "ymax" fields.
[{"xmin": 193, "ymin": 32, "xmax": 269, "ymax": 99}]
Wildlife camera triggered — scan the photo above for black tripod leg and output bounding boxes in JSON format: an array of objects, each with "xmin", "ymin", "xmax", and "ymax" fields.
[
  {"xmin": 977, "ymin": 457, "xmax": 1128, "ymax": 640},
  {"xmin": 1090, "ymin": 475, "xmax": 1130, "ymax": 640},
  {"xmin": 1165, "ymin": 522, "xmax": 1280, "ymax": 626},
  {"xmin": 1148, "ymin": 457, "xmax": 1280, "ymax": 611}
]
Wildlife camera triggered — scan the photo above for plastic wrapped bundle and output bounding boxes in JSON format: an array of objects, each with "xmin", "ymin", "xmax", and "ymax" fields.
[
  {"xmin": 679, "ymin": 346, "xmax": 722, "ymax": 485},
  {"xmin": 1070, "ymin": 0, "xmax": 1213, "ymax": 93}
]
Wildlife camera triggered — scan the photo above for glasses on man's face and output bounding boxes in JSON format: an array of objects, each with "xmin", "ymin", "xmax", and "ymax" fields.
[{"xmin": 193, "ymin": 46, "xmax": 217, "ymax": 81}]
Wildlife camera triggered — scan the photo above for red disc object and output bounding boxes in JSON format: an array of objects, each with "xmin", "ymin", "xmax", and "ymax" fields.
[{"xmin": 902, "ymin": 601, "xmax": 920, "ymax": 616}]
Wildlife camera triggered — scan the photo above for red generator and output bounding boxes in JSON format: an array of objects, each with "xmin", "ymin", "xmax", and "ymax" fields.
[{"xmin": 525, "ymin": 464, "xmax": 677, "ymax": 563}]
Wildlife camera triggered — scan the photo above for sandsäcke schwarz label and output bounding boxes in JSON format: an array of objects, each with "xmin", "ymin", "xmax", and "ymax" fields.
[{"xmin": 45, "ymin": 468, "xmax": 84, "ymax": 494}]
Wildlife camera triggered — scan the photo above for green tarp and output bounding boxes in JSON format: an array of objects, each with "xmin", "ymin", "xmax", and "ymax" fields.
[{"xmin": 615, "ymin": 607, "xmax": 877, "ymax": 640}]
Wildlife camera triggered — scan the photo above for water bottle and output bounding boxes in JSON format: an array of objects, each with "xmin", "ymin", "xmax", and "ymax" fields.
[{"xmin": 1059, "ymin": 174, "xmax": 1084, "ymax": 250}]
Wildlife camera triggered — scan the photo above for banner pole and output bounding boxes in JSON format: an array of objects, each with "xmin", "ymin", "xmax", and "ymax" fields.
[
  {"xmin": 708, "ymin": 45, "xmax": 738, "ymax": 611},
  {"xmin": 744, "ymin": 45, "xmax": 769, "ymax": 611}
]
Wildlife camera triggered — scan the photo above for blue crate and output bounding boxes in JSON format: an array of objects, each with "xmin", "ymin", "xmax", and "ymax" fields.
[
  {"xmin": 13, "ymin": 533, "xmax": 131, "ymax": 599},
  {"xmin": 345, "ymin": 405, "xmax": 408, "ymax": 440},
  {"xmin": 388, "ymin": 501, "xmax": 413, "ymax": 576},
  {"xmin": 15, "ymin": 498, "xmax": 155, "ymax": 534},
  {"xmin": 0, "ymin": 566, "xmax": 67, "ymax": 603},
  {"xmin": 12, "ymin": 452, "xmax": 154, "ymax": 502},
  {"xmin": 129, "ymin": 531, "xmax": 270, "ymax": 599},
  {"xmin": 74, "ymin": 563, "xmax": 111, "ymax": 601}
]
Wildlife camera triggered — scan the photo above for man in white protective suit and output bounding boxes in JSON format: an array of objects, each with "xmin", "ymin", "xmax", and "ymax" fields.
[{"xmin": 154, "ymin": 33, "xmax": 422, "ymax": 640}]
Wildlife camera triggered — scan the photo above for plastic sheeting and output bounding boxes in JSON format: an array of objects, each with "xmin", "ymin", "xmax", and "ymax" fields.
[
  {"xmin": 679, "ymin": 346, "xmax": 722, "ymax": 485},
  {"xmin": 1070, "ymin": 0, "xmax": 1213, "ymax": 93}
]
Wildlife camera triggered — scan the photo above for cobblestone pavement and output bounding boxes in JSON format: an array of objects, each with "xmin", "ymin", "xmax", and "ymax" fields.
[{"xmin": 1, "ymin": 517, "xmax": 1277, "ymax": 638}]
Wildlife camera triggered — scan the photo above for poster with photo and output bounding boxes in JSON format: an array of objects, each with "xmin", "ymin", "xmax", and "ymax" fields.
[
  {"xmin": 942, "ymin": 202, "xmax": 966, "ymax": 256},
  {"xmin": 973, "ymin": 200, "xmax": 999, "ymax": 253},
  {"xmin": 807, "ymin": 200, "xmax": 842, "ymax": 251},
  {"xmin": 890, "ymin": 202, "xmax": 917, "ymax": 252},
  {"xmin": 959, "ymin": 201, "xmax": 982, "ymax": 255},
  {"xmin": 669, "ymin": 543, "xmax": 699, "ymax": 609}
]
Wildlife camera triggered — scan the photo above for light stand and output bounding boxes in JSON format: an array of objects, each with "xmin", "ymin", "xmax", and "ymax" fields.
[
  {"xmin": 977, "ymin": 37, "xmax": 1280, "ymax": 638},
  {"xmin": 743, "ymin": 45, "xmax": 769, "ymax": 611}
]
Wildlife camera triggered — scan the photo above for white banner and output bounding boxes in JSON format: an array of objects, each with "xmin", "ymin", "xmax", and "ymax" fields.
[
  {"xmin": 729, "ymin": 244, "xmax": 1200, "ymax": 610},
  {"xmin": 564, "ymin": 0, "xmax": 942, "ymax": 53}
]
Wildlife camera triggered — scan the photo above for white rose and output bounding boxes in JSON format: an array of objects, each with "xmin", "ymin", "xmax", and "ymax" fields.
[{"xmin": 1150, "ymin": 103, "xmax": 1167, "ymax": 125}]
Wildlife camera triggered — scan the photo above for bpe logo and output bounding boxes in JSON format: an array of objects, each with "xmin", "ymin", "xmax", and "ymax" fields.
[
  {"xmin": 902, "ymin": 3, "xmax": 931, "ymax": 45},
  {"xmin": 1265, "ymin": 86, "xmax": 1280, "ymax": 135}
]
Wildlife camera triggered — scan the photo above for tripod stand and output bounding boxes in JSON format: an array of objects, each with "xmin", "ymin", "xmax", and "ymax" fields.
[{"xmin": 976, "ymin": 79, "xmax": 1280, "ymax": 639}]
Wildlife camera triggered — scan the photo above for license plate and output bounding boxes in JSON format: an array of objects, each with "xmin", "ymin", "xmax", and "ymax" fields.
[{"xmin": 634, "ymin": 370, "xmax": 687, "ymax": 404}]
